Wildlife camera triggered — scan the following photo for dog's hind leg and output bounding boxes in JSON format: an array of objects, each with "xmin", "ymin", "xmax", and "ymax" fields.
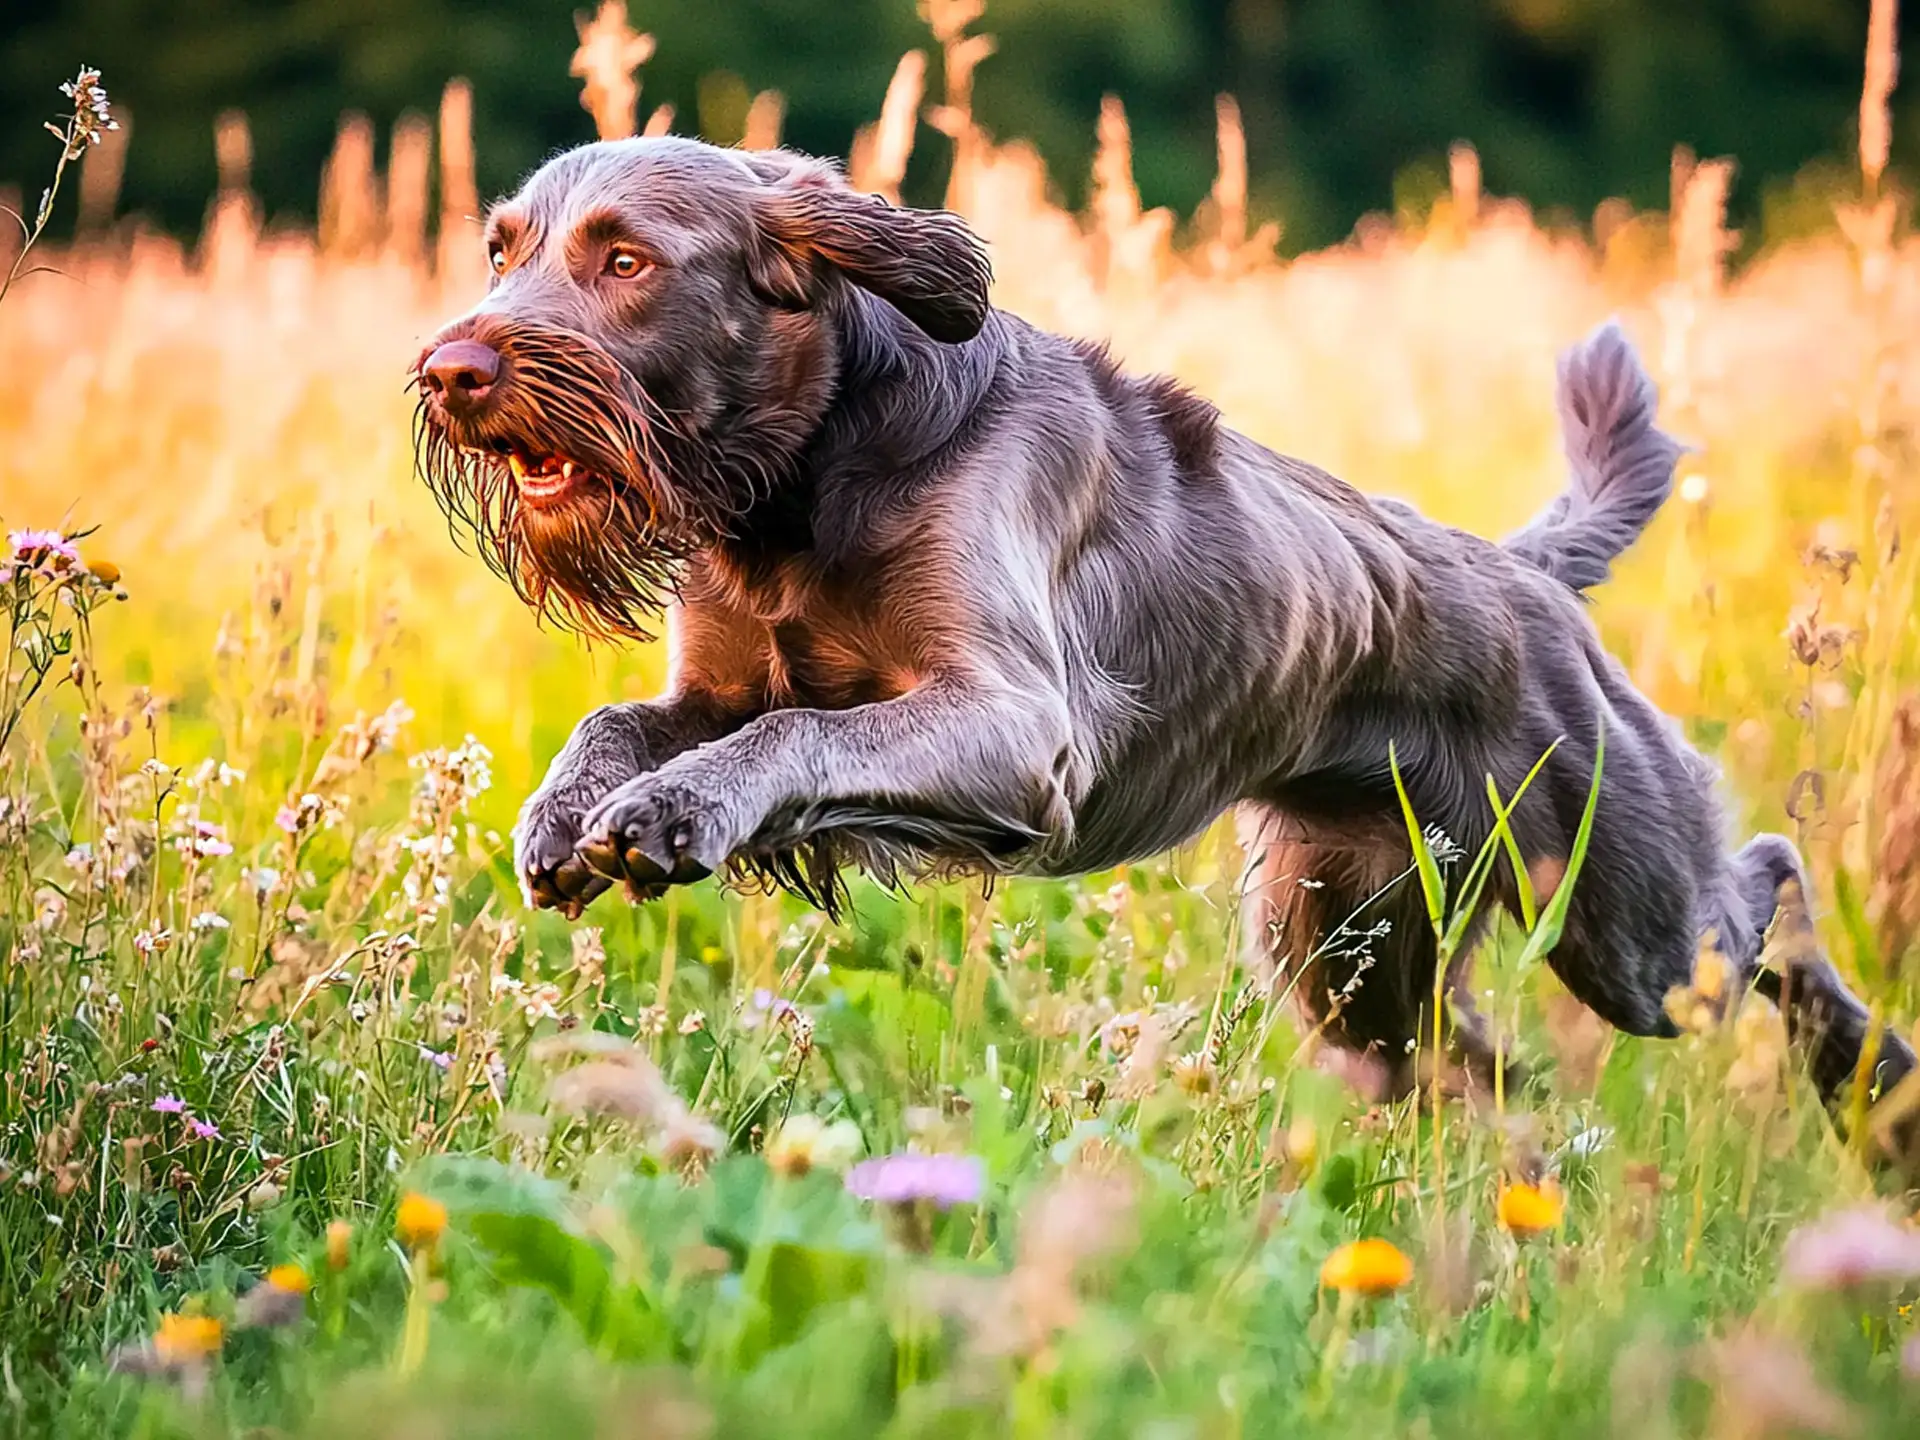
[
  {"xmin": 1238, "ymin": 806, "xmax": 1519, "ymax": 1101},
  {"xmin": 1724, "ymin": 834, "xmax": 1918, "ymax": 1123}
]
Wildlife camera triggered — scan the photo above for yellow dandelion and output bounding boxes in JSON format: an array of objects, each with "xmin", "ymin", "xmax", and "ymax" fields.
[
  {"xmin": 1319, "ymin": 1238, "xmax": 1413, "ymax": 1297},
  {"xmin": 153, "ymin": 1312, "xmax": 224, "ymax": 1364},
  {"xmin": 326, "ymin": 1219, "xmax": 352, "ymax": 1270},
  {"xmin": 266, "ymin": 1263, "xmax": 310, "ymax": 1295},
  {"xmin": 395, "ymin": 1192, "xmax": 448, "ymax": 1252},
  {"xmin": 1498, "ymin": 1180, "xmax": 1566, "ymax": 1239}
]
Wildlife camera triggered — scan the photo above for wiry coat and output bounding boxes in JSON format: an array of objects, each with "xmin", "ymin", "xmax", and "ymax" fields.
[{"xmin": 414, "ymin": 137, "xmax": 1913, "ymax": 1133}]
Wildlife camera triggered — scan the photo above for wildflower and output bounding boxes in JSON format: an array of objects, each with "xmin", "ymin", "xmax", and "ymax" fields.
[
  {"xmin": 746, "ymin": 988, "xmax": 797, "ymax": 1027},
  {"xmin": 266, "ymin": 1263, "xmax": 309, "ymax": 1295},
  {"xmin": 656, "ymin": 1109, "xmax": 727, "ymax": 1173},
  {"xmin": 395, "ymin": 1192, "xmax": 448, "ymax": 1253},
  {"xmin": 152, "ymin": 1312, "xmax": 223, "ymax": 1366},
  {"xmin": 1171, "ymin": 1051, "xmax": 1218, "ymax": 1095},
  {"xmin": 418, "ymin": 1046, "xmax": 453, "ymax": 1071},
  {"xmin": 237, "ymin": 1264, "xmax": 308, "ymax": 1328},
  {"xmin": 1695, "ymin": 1327, "xmax": 1858, "ymax": 1440},
  {"xmin": 633, "ymin": 1004, "xmax": 668, "ymax": 1037},
  {"xmin": 1098, "ymin": 1009, "xmax": 1144, "ymax": 1060},
  {"xmin": 8, "ymin": 528, "xmax": 81, "ymax": 572},
  {"xmin": 519, "ymin": 982, "xmax": 563, "ymax": 1023},
  {"xmin": 766, "ymin": 1115, "xmax": 863, "ymax": 1178},
  {"xmin": 1780, "ymin": 1205, "xmax": 1920, "ymax": 1289},
  {"xmin": 326, "ymin": 1220, "xmax": 352, "ymax": 1271},
  {"xmin": 1320, "ymin": 1239, "xmax": 1413, "ymax": 1297},
  {"xmin": 133, "ymin": 929, "xmax": 174, "ymax": 958},
  {"xmin": 549, "ymin": 1053, "xmax": 673, "ymax": 1125},
  {"xmin": 570, "ymin": 926, "xmax": 607, "ymax": 986},
  {"xmin": 150, "ymin": 1095, "xmax": 185, "ymax": 1115},
  {"xmin": 699, "ymin": 945, "xmax": 723, "ymax": 965},
  {"xmin": 187, "ymin": 1119, "xmax": 222, "ymax": 1142},
  {"xmin": 250, "ymin": 867, "xmax": 281, "ymax": 902},
  {"xmin": 678, "ymin": 1010, "xmax": 707, "ymax": 1035},
  {"xmin": 1498, "ymin": 1180, "xmax": 1566, "ymax": 1239},
  {"xmin": 846, "ymin": 1152, "xmax": 986, "ymax": 1208},
  {"xmin": 189, "ymin": 912, "xmax": 229, "ymax": 933},
  {"xmin": 274, "ymin": 804, "xmax": 300, "ymax": 835}
]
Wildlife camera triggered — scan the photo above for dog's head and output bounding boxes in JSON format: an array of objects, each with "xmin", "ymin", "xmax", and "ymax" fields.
[{"xmin": 412, "ymin": 137, "xmax": 993, "ymax": 640}]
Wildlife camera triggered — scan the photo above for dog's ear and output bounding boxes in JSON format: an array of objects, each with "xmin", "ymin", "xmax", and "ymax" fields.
[{"xmin": 747, "ymin": 176, "xmax": 992, "ymax": 344}]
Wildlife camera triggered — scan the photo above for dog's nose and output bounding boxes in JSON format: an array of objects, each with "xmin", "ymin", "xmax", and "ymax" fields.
[{"xmin": 420, "ymin": 339, "xmax": 501, "ymax": 413}]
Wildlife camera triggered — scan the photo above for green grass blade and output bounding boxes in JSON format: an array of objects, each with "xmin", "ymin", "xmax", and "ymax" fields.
[
  {"xmin": 1513, "ymin": 724, "xmax": 1605, "ymax": 972},
  {"xmin": 1389, "ymin": 741, "xmax": 1448, "ymax": 940}
]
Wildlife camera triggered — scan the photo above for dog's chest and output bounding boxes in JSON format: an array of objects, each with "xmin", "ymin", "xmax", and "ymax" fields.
[
  {"xmin": 763, "ymin": 616, "xmax": 919, "ymax": 709},
  {"xmin": 737, "ymin": 572, "xmax": 920, "ymax": 710}
]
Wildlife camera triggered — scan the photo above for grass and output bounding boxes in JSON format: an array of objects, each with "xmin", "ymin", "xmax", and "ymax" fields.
[{"xmin": 4, "ymin": 12, "xmax": 1920, "ymax": 1436}]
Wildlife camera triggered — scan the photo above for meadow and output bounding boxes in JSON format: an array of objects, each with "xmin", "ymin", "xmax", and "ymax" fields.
[{"xmin": 4, "ymin": 6, "xmax": 1920, "ymax": 1435}]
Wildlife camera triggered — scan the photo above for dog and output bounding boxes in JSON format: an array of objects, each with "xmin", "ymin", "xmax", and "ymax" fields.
[{"xmin": 413, "ymin": 136, "xmax": 1914, "ymax": 1136}]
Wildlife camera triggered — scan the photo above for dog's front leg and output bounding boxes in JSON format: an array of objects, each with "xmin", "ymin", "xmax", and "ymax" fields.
[
  {"xmin": 579, "ymin": 681, "xmax": 1073, "ymax": 890},
  {"xmin": 516, "ymin": 694, "xmax": 741, "ymax": 915}
]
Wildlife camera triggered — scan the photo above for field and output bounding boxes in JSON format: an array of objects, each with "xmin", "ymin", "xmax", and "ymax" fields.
[{"xmin": 5, "ymin": 12, "xmax": 1920, "ymax": 1437}]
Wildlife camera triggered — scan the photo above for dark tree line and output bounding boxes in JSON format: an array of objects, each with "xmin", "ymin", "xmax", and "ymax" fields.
[{"xmin": 1, "ymin": 0, "xmax": 1913, "ymax": 253}]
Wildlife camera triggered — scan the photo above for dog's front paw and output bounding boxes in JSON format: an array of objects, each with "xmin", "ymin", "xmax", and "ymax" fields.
[
  {"xmin": 582, "ymin": 772, "xmax": 747, "ymax": 887},
  {"xmin": 514, "ymin": 788, "xmax": 613, "ymax": 919}
]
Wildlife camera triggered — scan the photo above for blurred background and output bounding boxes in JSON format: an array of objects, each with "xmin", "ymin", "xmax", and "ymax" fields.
[{"xmin": 3, "ymin": 0, "xmax": 1917, "ymax": 252}]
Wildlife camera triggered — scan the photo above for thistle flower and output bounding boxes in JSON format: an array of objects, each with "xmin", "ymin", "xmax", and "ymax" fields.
[
  {"xmin": 1498, "ymin": 1181, "xmax": 1567, "ymax": 1239},
  {"xmin": 236, "ymin": 1264, "xmax": 308, "ymax": 1328},
  {"xmin": 846, "ymin": 1152, "xmax": 985, "ymax": 1208},
  {"xmin": 1320, "ymin": 1239, "xmax": 1413, "ymax": 1297},
  {"xmin": 150, "ymin": 1095, "xmax": 185, "ymax": 1115},
  {"xmin": 395, "ymin": 1192, "xmax": 448, "ymax": 1253},
  {"xmin": 187, "ymin": 1119, "xmax": 222, "ymax": 1142},
  {"xmin": 1780, "ymin": 1206, "xmax": 1920, "ymax": 1290}
]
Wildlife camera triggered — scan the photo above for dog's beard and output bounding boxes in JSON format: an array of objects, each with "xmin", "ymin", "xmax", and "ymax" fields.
[{"xmin": 412, "ymin": 320, "xmax": 737, "ymax": 643}]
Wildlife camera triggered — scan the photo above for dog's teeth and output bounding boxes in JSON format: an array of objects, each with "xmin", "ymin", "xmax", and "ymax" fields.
[
  {"xmin": 507, "ymin": 452, "xmax": 528, "ymax": 479},
  {"xmin": 561, "ymin": 461, "xmax": 576, "ymax": 480}
]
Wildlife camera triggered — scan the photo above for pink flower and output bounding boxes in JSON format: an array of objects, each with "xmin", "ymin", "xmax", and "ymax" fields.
[
  {"xmin": 1780, "ymin": 1205, "xmax": 1920, "ymax": 1289},
  {"xmin": 151, "ymin": 1095, "xmax": 185, "ymax": 1114},
  {"xmin": 274, "ymin": 805, "xmax": 300, "ymax": 835},
  {"xmin": 8, "ymin": 529, "xmax": 80, "ymax": 568},
  {"xmin": 846, "ymin": 1152, "xmax": 985, "ymax": 1208},
  {"xmin": 187, "ymin": 1119, "xmax": 222, "ymax": 1142}
]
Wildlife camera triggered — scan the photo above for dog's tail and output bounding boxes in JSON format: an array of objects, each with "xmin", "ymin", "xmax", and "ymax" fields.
[{"xmin": 1503, "ymin": 321, "xmax": 1685, "ymax": 592}]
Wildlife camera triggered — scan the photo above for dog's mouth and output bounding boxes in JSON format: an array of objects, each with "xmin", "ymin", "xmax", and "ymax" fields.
[{"xmin": 465, "ymin": 440, "xmax": 594, "ymax": 507}]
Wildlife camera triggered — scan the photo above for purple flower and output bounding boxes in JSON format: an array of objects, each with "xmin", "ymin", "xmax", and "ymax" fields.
[
  {"xmin": 151, "ymin": 1095, "xmax": 185, "ymax": 1114},
  {"xmin": 1780, "ymin": 1206, "xmax": 1920, "ymax": 1289},
  {"xmin": 845, "ymin": 1152, "xmax": 985, "ymax": 1208},
  {"xmin": 419, "ymin": 1046, "xmax": 453, "ymax": 1071},
  {"xmin": 751, "ymin": 988, "xmax": 797, "ymax": 1018},
  {"xmin": 8, "ymin": 528, "xmax": 80, "ymax": 566},
  {"xmin": 274, "ymin": 805, "xmax": 300, "ymax": 835},
  {"xmin": 187, "ymin": 1119, "xmax": 222, "ymax": 1142}
]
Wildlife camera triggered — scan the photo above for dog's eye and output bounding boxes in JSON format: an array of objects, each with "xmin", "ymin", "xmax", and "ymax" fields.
[
  {"xmin": 606, "ymin": 249, "xmax": 651, "ymax": 281},
  {"xmin": 488, "ymin": 245, "xmax": 507, "ymax": 277}
]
